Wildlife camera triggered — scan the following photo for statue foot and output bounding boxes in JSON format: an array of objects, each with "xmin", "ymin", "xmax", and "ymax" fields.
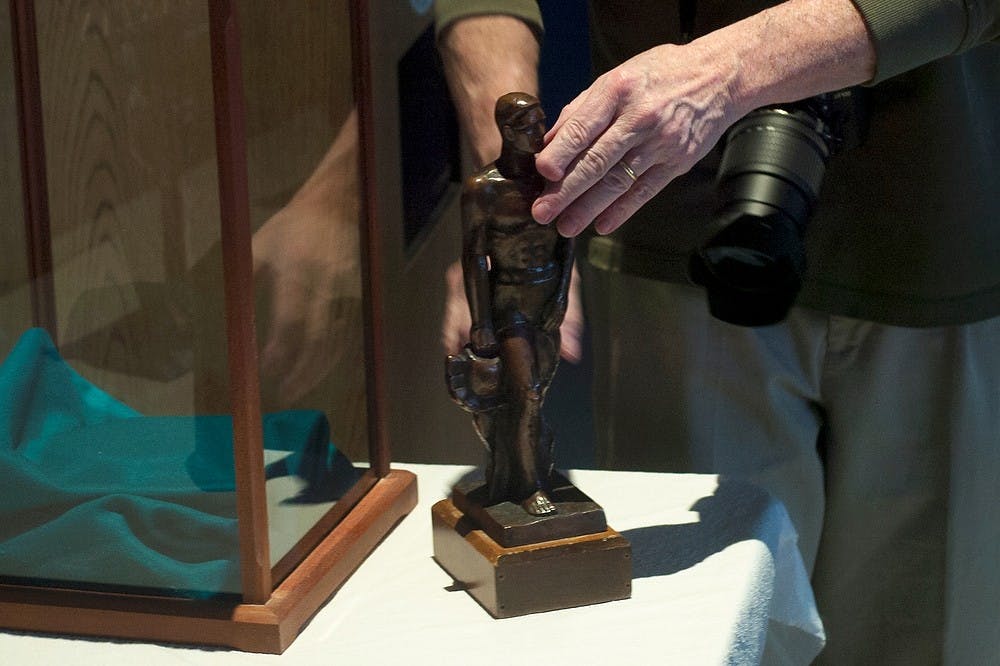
[{"xmin": 521, "ymin": 490, "xmax": 557, "ymax": 516}]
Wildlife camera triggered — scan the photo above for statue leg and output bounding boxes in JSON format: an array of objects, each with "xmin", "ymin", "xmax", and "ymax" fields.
[
  {"xmin": 500, "ymin": 330, "xmax": 556, "ymax": 516},
  {"xmin": 534, "ymin": 328, "xmax": 561, "ymax": 476},
  {"xmin": 473, "ymin": 410, "xmax": 510, "ymax": 506}
]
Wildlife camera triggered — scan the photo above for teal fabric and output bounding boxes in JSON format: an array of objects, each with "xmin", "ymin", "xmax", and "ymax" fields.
[{"xmin": 0, "ymin": 329, "xmax": 350, "ymax": 597}]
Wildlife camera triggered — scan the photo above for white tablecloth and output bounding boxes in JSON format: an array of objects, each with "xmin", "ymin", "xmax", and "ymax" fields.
[{"xmin": 0, "ymin": 463, "xmax": 824, "ymax": 665}]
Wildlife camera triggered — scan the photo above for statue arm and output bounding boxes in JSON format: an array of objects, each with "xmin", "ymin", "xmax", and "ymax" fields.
[
  {"xmin": 461, "ymin": 182, "xmax": 499, "ymax": 356},
  {"xmin": 544, "ymin": 235, "xmax": 575, "ymax": 332}
]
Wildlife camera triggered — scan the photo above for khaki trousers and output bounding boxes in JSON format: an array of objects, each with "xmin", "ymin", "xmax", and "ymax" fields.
[{"xmin": 583, "ymin": 265, "xmax": 1000, "ymax": 665}]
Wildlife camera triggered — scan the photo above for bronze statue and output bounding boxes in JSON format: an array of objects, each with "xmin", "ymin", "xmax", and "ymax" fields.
[{"xmin": 446, "ymin": 92, "xmax": 574, "ymax": 517}]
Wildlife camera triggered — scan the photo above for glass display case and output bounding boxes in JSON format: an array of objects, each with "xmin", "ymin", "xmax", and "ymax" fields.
[{"xmin": 0, "ymin": 0, "xmax": 416, "ymax": 653}]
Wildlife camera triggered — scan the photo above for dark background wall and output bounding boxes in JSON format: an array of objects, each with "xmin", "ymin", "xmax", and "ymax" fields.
[{"xmin": 535, "ymin": 1, "xmax": 596, "ymax": 468}]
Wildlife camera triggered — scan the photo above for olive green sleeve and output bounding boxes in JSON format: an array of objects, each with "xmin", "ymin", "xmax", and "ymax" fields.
[
  {"xmin": 852, "ymin": 0, "xmax": 1000, "ymax": 82},
  {"xmin": 434, "ymin": 0, "xmax": 543, "ymax": 40}
]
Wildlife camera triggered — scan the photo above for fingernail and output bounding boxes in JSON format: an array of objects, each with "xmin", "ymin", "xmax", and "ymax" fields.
[
  {"xmin": 533, "ymin": 201, "xmax": 552, "ymax": 224},
  {"xmin": 556, "ymin": 218, "xmax": 580, "ymax": 238}
]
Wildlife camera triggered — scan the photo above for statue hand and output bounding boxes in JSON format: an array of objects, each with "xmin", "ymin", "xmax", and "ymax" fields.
[{"xmin": 469, "ymin": 326, "xmax": 500, "ymax": 358}]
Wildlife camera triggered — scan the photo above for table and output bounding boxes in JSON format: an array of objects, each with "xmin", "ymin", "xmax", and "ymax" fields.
[{"xmin": 0, "ymin": 464, "xmax": 825, "ymax": 665}]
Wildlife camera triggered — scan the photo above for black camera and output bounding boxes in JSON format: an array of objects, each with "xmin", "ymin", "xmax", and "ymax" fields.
[{"xmin": 689, "ymin": 88, "xmax": 867, "ymax": 326}]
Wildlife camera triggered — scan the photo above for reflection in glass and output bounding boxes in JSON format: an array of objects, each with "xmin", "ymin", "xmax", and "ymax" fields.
[
  {"xmin": 0, "ymin": 3, "xmax": 31, "ymax": 356},
  {"xmin": 0, "ymin": 0, "xmax": 368, "ymax": 599},
  {"xmin": 0, "ymin": 329, "xmax": 243, "ymax": 596},
  {"xmin": 0, "ymin": 1, "xmax": 243, "ymax": 598},
  {"xmin": 240, "ymin": 0, "xmax": 367, "ymax": 573}
]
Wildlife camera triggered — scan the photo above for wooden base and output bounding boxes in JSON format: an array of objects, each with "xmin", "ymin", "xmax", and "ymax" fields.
[
  {"xmin": 0, "ymin": 469, "xmax": 417, "ymax": 654},
  {"xmin": 432, "ymin": 498, "xmax": 631, "ymax": 618}
]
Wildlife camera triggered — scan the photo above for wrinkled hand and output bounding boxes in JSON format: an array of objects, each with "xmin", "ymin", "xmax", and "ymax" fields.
[
  {"xmin": 253, "ymin": 200, "xmax": 361, "ymax": 406},
  {"xmin": 531, "ymin": 43, "xmax": 741, "ymax": 237},
  {"xmin": 441, "ymin": 261, "xmax": 584, "ymax": 363}
]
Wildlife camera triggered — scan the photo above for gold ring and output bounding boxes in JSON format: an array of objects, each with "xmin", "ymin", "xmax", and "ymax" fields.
[{"xmin": 619, "ymin": 160, "xmax": 638, "ymax": 183}]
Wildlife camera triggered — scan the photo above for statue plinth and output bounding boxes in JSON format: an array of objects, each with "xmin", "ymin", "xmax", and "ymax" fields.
[
  {"xmin": 450, "ymin": 470, "xmax": 608, "ymax": 547},
  {"xmin": 431, "ymin": 475, "xmax": 631, "ymax": 619}
]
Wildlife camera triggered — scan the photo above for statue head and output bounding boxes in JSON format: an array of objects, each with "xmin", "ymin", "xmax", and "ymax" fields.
[{"xmin": 495, "ymin": 92, "xmax": 545, "ymax": 154}]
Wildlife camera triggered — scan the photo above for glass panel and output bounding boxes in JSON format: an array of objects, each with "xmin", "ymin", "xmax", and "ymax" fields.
[
  {"xmin": 0, "ymin": 1, "xmax": 242, "ymax": 598},
  {"xmin": 0, "ymin": 4, "xmax": 31, "ymax": 357},
  {"xmin": 238, "ymin": 1, "xmax": 368, "ymax": 571}
]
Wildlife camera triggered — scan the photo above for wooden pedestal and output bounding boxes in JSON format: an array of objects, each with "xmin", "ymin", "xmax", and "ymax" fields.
[{"xmin": 432, "ymin": 498, "xmax": 631, "ymax": 618}]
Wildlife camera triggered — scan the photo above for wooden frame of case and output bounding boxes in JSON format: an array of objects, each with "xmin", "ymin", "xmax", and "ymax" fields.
[{"xmin": 0, "ymin": 0, "xmax": 416, "ymax": 653}]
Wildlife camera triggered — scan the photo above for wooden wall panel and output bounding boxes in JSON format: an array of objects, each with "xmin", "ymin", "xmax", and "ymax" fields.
[
  {"xmin": 31, "ymin": 0, "xmax": 215, "ymax": 412},
  {"xmin": 13, "ymin": 0, "xmax": 368, "ymax": 463},
  {"xmin": 0, "ymin": 3, "xmax": 36, "ymax": 357}
]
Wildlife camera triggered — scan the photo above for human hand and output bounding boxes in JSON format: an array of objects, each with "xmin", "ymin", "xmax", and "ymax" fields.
[
  {"xmin": 530, "ymin": 42, "xmax": 742, "ymax": 237},
  {"xmin": 441, "ymin": 261, "xmax": 584, "ymax": 363},
  {"xmin": 249, "ymin": 108, "xmax": 364, "ymax": 406},
  {"xmin": 253, "ymin": 198, "xmax": 361, "ymax": 406}
]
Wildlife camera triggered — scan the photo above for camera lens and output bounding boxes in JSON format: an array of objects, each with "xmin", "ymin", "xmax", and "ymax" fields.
[
  {"xmin": 721, "ymin": 108, "xmax": 829, "ymax": 206},
  {"xmin": 690, "ymin": 107, "xmax": 831, "ymax": 326}
]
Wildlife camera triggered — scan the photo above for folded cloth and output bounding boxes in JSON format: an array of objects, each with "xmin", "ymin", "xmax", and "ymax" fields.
[{"xmin": 0, "ymin": 329, "xmax": 351, "ymax": 597}]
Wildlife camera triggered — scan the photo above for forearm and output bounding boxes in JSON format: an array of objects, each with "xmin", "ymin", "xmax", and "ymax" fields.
[
  {"xmin": 285, "ymin": 107, "xmax": 359, "ymax": 213},
  {"xmin": 702, "ymin": 0, "xmax": 877, "ymax": 118},
  {"xmin": 438, "ymin": 15, "xmax": 540, "ymax": 167}
]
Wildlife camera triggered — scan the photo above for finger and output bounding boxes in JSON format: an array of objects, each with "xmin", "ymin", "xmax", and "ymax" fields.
[
  {"xmin": 551, "ymin": 151, "xmax": 648, "ymax": 237},
  {"xmin": 591, "ymin": 162, "xmax": 675, "ymax": 235},
  {"xmin": 543, "ymin": 68, "xmax": 619, "ymax": 144},
  {"xmin": 534, "ymin": 86, "xmax": 618, "ymax": 184},
  {"xmin": 278, "ymin": 292, "xmax": 340, "ymax": 405},
  {"xmin": 534, "ymin": 124, "xmax": 637, "ymax": 229},
  {"xmin": 284, "ymin": 291, "xmax": 363, "ymax": 406},
  {"xmin": 542, "ymin": 88, "xmax": 588, "ymax": 145},
  {"xmin": 259, "ymin": 283, "xmax": 307, "ymax": 379}
]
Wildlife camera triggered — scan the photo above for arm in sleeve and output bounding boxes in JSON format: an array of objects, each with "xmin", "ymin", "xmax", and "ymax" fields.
[
  {"xmin": 435, "ymin": 0, "xmax": 542, "ymax": 39},
  {"xmin": 434, "ymin": 1, "xmax": 542, "ymax": 166},
  {"xmin": 852, "ymin": 0, "xmax": 1000, "ymax": 82}
]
